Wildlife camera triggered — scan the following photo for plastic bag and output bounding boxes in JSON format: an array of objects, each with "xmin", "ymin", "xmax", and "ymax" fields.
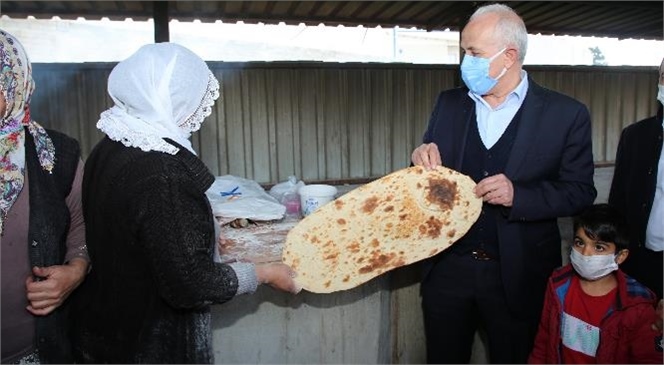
[
  {"xmin": 269, "ymin": 176, "xmax": 306, "ymax": 219},
  {"xmin": 205, "ymin": 175, "xmax": 285, "ymax": 222},
  {"xmin": 269, "ymin": 175, "xmax": 305, "ymax": 202}
]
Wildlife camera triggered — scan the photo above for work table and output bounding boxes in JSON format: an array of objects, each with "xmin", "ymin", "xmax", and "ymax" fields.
[{"xmin": 209, "ymin": 183, "xmax": 426, "ymax": 363}]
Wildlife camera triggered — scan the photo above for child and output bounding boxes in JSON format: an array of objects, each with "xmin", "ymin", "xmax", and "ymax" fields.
[{"xmin": 528, "ymin": 203, "xmax": 663, "ymax": 364}]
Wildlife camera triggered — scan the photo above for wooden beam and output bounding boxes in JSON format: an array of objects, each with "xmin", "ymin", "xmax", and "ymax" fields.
[{"xmin": 153, "ymin": 1, "xmax": 169, "ymax": 43}]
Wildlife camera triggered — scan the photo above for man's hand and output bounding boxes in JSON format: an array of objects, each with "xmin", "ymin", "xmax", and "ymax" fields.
[
  {"xmin": 474, "ymin": 173, "xmax": 514, "ymax": 207},
  {"xmin": 256, "ymin": 263, "xmax": 302, "ymax": 294},
  {"xmin": 411, "ymin": 143, "xmax": 442, "ymax": 170},
  {"xmin": 25, "ymin": 258, "xmax": 88, "ymax": 316}
]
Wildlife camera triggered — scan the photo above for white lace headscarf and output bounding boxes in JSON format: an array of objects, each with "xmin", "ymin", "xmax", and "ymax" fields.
[{"xmin": 97, "ymin": 42, "xmax": 220, "ymax": 155}]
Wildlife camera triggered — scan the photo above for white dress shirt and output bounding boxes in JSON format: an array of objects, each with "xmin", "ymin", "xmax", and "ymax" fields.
[
  {"xmin": 468, "ymin": 70, "xmax": 529, "ymax": 149},
  {"xmin": 645, "ymin": 117, "xmax": 664, "ymax": 252}
]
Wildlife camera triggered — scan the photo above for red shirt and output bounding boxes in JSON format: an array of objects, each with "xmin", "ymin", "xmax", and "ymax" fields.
[{"xmin": 561, "ymin": 275, "xmax": 617, "ymax": 364}]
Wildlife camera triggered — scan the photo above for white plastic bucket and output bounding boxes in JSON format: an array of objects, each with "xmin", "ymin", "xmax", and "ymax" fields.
[{"xmin": 299, "ymin": 184, "xmax": 338, "ymax": 217}]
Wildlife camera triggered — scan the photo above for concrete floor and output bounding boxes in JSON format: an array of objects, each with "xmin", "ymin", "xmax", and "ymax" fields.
[{"xmin": 470, "ymin": 166, "xmax": 614, "ymax": 363}]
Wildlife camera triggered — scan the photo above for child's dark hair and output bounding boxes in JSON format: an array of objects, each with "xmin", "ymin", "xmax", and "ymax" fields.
[{"xmin": 573, "ymin": 203, "xmax": 629, "ymax": 251}]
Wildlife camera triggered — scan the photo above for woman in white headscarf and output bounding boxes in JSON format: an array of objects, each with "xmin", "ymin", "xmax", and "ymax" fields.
[
  {"xmin": 1, "ymin": 29, "xmax": 90, "ymax": 364},
  {"xmin": 70, "ymin": 42, "xmax": 300, "ymax": 364}
]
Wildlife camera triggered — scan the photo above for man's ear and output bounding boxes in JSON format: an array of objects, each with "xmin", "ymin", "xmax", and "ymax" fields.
[
  {"xmin": 615, "ymin": 249, "xmax": 629, "ymax": 265},
  {"xmin": 504, "ymin": 47, "xmax": 519, "ymax": 68}
]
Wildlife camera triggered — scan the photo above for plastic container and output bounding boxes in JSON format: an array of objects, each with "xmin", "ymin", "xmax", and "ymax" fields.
[
  {"xmin": 282, "ymin": 192, "xmax": 301, "ymax": 219},
  {"xmin": 299, "ymin": 184, "xmax": 338, "ymax": 217}
]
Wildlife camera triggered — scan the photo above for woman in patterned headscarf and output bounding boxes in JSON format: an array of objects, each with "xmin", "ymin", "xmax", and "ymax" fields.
[
  {"xmin": 0, "ymin": 29, "xmax": 90, "ymax": 364},
  {"xmin": 70, "ymin": 42, "xmax": 300, "ymax": 364}
]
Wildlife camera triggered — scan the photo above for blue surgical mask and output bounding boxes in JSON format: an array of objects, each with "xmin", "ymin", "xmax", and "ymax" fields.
[{"xmin": 461, "ymin": 47, "xmax": 507, "ymax": 95}]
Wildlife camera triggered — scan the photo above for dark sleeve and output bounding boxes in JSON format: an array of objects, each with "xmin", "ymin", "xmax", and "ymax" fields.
[
  {"xmin": 422, "ymin": 92, "xmax": 445, "ymax": 144},
  {"xmin": 608, "ymin": 127, "xmax": 629, "ymax": 211},
  {"xmin": 510, "ymin": 103, "xmax": 597, "ymax": 220},
  {"xmin": 528, "ymin": 278, "xmax": 555, "ymax": 364},
  {"xmin": 132, "ymin": 163, "xmax": 240, "ymax": 309}
]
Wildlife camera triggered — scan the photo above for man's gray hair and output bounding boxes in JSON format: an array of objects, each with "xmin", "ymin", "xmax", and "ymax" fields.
[{"xmin": 470, "ymin": 3, "xmax": 528, "ymax": 63}]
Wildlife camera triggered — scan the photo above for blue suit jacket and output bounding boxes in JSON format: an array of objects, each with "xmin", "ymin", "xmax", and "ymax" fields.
[{"xmin": 421, "ymin": 78, "xmax": 597, "ymax": 318}]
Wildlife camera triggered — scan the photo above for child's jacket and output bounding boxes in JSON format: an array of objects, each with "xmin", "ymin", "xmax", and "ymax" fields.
[{"xmin": 528, "ymin": 265, "xmax": 663, "ymax": 364}]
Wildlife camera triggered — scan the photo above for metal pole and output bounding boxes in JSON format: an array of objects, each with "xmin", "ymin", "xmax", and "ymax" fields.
[{"xmin": 153, "ymin": 1, "xmax": 169, "ymax": 43}]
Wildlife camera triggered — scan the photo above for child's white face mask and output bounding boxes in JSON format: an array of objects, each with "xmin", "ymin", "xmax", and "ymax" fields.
[{"xmin": 570, "ymin": 249, "xmax": 619, "ymax": 281}]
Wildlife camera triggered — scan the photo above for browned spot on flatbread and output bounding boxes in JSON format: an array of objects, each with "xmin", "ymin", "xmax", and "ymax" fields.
[
  {"xmin": 386, "ymin": 195, "xmax": 394, "ymax": 202},
  {"xmin": 399, "ymin": 213, "xmax": 408, "ymax": 221},
  {"xmin": 325, "ymin": 252, "xmax": 339, "ymax": 260},
  {"xmin": 358, "ymin": 252, "xmax": 396, "ymax": 274},
  {"xmin": 343, "ymin": 275, "xmax": 350, "ymax": 282},
  {"xmin": 416, "ymin": 182, "xmax": 422, "ymax": 188},
  {"xmin": 447, "ymin": 229, "xmax": 456, "ymax": 238},
  {"xmin": 426, "ymin": 178, "xmax": 458, "ymax": 211},
  {"xmin": 424, "ymin": 216, "xmax": 443, "ymax": 239},
  {"xmin": 429, "ymin": 248, "xmax": 438, "ymax": 256},
  {"xmin": 335, "ymin": 200, "xmax": 345, "ymax": 209},
  {"xmin": 347, "ymin": 242, "xmax": 360, "ymax": 253},
  {"xmin": 290, "ymin": 258, "xmax": 300, "ymax": 271},
  {"xmin": 416, "ymin": 168, "xmax": 423, "ymax": 174},
  {"xmin": 384, "ymin": 206, "xmax": 394, "ymax": 212},
  {"xmin": 362, "ymin": 196, "xmax": 380, "ymax": 214},
  {"xmin": 324, "ymin": 281, "xmax": 331, "ymax": 288},
  {"xmin": 337, "ymin": 218, "xmax": 346, "ymax": 225},
  {"xmin": 310, "ymin": 236, "xmax": 320, "ymax": 244},
  {"xmin": 371, "ymin": 238, "xmax": 380, "ymax": 247}
]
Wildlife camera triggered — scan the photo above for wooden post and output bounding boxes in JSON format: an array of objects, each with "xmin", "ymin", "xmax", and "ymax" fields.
[{"xmin": 153, "ymin": 1, "xmax": 169, "ymax": 43}]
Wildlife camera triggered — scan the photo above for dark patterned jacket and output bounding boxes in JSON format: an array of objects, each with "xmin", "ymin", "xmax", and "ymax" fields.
[
  {"xmin": 26, "ymin": 129, "xmax": 80, "ymax": 364},
  {"xmin": 71, "ymin": 137, "xmax": 239, "ymax": 364}
]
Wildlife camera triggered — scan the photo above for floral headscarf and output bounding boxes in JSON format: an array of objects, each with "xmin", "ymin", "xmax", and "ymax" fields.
[
  {"xmin": 97, "ymin": 42, "xmax": 220, "ymax": 155},
  {"xmin": 0, "ymin": 29, "xmax": 55, "ymax": 226}
]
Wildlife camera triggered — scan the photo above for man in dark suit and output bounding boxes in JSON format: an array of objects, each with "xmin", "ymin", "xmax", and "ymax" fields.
[
  {"xmin": 410, "ymin": 4, "xmax": 596, "ymax": 363},
  {"xmin": 608, "ymin": 58, "xmax": 663, "ymax": 300}
]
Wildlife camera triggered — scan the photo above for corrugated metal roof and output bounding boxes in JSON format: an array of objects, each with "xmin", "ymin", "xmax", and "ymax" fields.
[{"xmin": 1, "ymin": 1, "xmax": 662, "ymax": 40}]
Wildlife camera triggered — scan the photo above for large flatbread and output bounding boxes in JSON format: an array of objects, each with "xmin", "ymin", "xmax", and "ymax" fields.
[{"xmin": 282, "ymin": 165, "xmax": 482, "ymax": 293}]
